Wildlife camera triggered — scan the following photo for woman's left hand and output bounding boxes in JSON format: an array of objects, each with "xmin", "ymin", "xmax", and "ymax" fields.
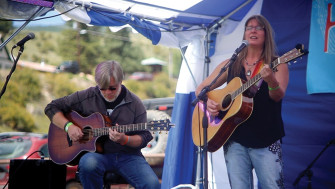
[{"xmin": 260, "ymin": 64, "xmax": 275, "ymax": 83}]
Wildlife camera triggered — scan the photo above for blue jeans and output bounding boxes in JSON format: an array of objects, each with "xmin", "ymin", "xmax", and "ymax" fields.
[
  {"xmin": 223, "ymin": 141, "xmax": 284, "ymax": 189},
  {"xmin": 78, "ymin": 152, "xmax": 160, "ymax": 189}
]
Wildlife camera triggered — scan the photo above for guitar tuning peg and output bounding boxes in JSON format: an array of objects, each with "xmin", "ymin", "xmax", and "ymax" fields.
[
  {"xmin": 293, "ymin": 60, "xmax": 297, "ymax": 63},
  {"xmin": 288, "ymin": 62, "xmax": 291, "ymax": 66}
]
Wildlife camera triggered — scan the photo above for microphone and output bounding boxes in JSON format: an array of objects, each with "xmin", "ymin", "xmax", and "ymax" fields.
[
  {"xmin": 14, "ymin": 33, "xmax": 35, "ymax": 48},
  {"xmin": 233, "ymin": 40, "xmax": 249, "ymax": 55}
]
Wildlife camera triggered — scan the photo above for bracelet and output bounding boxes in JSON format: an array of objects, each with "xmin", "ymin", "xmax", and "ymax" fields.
[
  {"xmin": 64, "ymin": 121, "xmax": 73, "ymax": 133},
  {"xmin": 121, "ymin": 136, "xmax": 129, "ymax": 145},
  {"xmin": 268, "ymin": 85, "xmax": 280, "ymax": 91}
]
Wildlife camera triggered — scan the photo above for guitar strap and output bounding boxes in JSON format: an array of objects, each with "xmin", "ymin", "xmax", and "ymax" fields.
[{"xmin": 251, "ymin": 60, "xmax": 264, "ymax": 89}]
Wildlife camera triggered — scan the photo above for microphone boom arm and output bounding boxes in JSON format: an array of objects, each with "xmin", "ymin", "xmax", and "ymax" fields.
[{"xmin": 192, "ymin": 40, "xmax": 248, "ymax": 105}]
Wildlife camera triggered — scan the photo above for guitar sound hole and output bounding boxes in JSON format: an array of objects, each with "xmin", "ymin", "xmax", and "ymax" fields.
[
  {"xmin": 81, "ymin": 127, "xmax": 93, "ymax": 142},
  {"xmin": 222, "ymin": 94, "xmax": 232, "ymax": 109}
]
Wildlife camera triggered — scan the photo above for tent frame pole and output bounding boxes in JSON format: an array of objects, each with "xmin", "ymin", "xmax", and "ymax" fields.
[{"xmin": 0, "ymin": 7, "xmax": 46, "ymax": 50}]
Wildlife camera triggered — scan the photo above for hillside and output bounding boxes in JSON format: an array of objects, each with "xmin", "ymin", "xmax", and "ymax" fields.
[
  {"xmin": 0, "ymin": 25, "xmax": 181, "ymax": 133},
  {"xmin": 0, "ymin": 66, "xmax": 176, "ymax": 134},
  {"xmin": 4, "ymin": 25, "xmax": 181, "ymax": 77}
]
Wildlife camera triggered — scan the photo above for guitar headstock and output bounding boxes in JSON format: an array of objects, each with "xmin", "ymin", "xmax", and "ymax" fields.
[
  {"xmin": 147, "ymin": 119, "xmax": 174, "ymax": 132},
  {"xmin": 277, "ymin": 44, "xmax": 309, "ymax": 65}
]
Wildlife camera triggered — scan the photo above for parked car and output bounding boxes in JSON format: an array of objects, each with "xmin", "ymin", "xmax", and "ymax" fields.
[
  {"xmin": 0, "ymin": 132, "xmax": 81, "ymax": 189},
  {"xmin": 56, "ymin": 60, "xmax": 80, "ymax": 74},
  {"xmin": 128, "ymin": 72, "xmax": 153, "ymax": 81}
]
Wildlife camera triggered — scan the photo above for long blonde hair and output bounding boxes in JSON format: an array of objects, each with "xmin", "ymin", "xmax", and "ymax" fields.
[{"xmin": 231, "ymin": 15, "xmax": 278, "ymax": 77}]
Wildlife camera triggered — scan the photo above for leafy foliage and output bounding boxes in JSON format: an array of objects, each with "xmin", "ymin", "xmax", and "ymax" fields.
[
  {"xmin": 0, "ymin": 21, "xmax": 13, "ymax": 36},
  {"xmin": 124, "ymin": 72, "xmax": 176, "ymax": 99},
  {"xmin": 0, "ymin": 100, "xmax": 35, "ymax": 131},
  {"xmin": 12, "ymin": 67, "xmax": 42, "ymax": 101},
  {"xmin": 6, "ymin": 22, "xmax": 181, "ymax": 78},
  {"xmin": 0, "ymin": 68, "xmax": 41, "ymax": 132},
  {"xmin": 1, "ymin": 23, "xmax": 181, "ymax": 133},
  {"xmin": 45, "ymin": 73, "xmax": 81, "ymax": 99},
  {"xmin": 0, "ymin": 68, "xmax": 41, "ymax": 105},
  {"xmin": 57, "ymin": 23, "xmax": 148, "ymax": 74}
]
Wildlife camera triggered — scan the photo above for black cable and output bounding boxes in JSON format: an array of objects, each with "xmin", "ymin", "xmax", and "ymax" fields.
[
  {"xmin": 0, "ymin": 46, "xmax": 22, "ymax": 100},
  {"xmin": 0, "ymin": 6, "xmax": 79, "ymax": 22}
]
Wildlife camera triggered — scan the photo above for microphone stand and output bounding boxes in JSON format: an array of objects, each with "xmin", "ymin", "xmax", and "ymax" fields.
[
  {"xmin": 0, "ymin": 45, "xmax": 24, "ymax": 99},
  {"xmin": 192, "ymin": 51, "xmax": 239, "ymax": 189},
  {"xmin": 293, "ymin": 139, "xmax": 335, "ymax": 188}
]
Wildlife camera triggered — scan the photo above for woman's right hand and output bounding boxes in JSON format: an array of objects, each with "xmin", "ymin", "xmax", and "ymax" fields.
[{"xmin": 207, "ymin": 98, "xmax": 220, "ymax": 116}]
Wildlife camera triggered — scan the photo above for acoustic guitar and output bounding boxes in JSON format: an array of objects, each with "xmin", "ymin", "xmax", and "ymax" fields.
[
  {"xmin": 192, "ymin": 44, "xmax": 308, "ymax": 152},
  {"xmin": 48, "ymin": 111, "xmax": 173, "ymax": 165}
]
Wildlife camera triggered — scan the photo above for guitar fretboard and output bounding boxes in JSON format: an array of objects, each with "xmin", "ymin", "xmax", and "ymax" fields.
[
  {"xmin": 231, "ymin": 58, "xmax": 280, "ymax": 99},
  {"xmin": 92, "ymin": 123, "xmax": 148, "ymax": 137}
]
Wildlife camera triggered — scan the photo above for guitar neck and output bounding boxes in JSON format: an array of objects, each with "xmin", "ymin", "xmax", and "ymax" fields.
[
  {"xmin": 231, "ymin": 58, "xmax": 280, "ymax": 99},
  {"xmin": 92, "ymin": 123, "xmax": 149, "ymax": 137}
]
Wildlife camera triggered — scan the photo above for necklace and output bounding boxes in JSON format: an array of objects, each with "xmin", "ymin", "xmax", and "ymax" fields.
[{"xmin": 245, "ymin": 58, "xmax": 260, "ymax": 76}]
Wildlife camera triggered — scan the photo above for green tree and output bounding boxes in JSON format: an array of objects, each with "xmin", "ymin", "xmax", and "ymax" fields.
[
  {"xmin": 0, "ymin": 100, "xmax": 35, "ymax": 131},
  {"xmin": 46, "ymin": 73, "xmax": 81, "ymax": 98},
  {"xmin": 0, "ymin": 80, "xmax": 25, "ymax": 106},
  {"xmin": 58, "ymin": 22, "xmax": 146, "ymax": 74},
  {"xmin": 0, "ymin": 80, "xmax": 36, "ymax": 132},
  {"xmin": 102, "ymin": 28, "xmax": 146, "ymax": 74},
  {"xmin": 0, "ymin": 20, "xmax": 13, "ymax": 36},
  {"xmin": 12, "ymin": 68, "xmax": 42, "ymax": 102}
]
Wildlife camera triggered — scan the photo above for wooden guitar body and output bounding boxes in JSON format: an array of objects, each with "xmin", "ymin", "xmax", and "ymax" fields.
[
  {"xmin": 192, "ymin": 44, "xmax": 307, "ymax": 152},
  {"xmin": 48, "ymin": 111, "xmax": 172, "ymax": 165},
  {"xmin": 48, "ymin": 111, "xmax": 105, "ymax": 165},
  {"xmin": 192, "ymin": 77, "xmax": 253, "ymax": 152}
]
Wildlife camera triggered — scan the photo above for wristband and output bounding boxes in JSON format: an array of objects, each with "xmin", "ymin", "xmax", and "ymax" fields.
[
  {"xmin": 64, "ymin": 121, "xmax": 73, "ymax": 133},
  {"xmin": 268, "ymin": 85, "xmax": 280, "ymax": 91},
  {"xmin": 121, "ymin": 136, "xmax": 129, "ymax": 145}
]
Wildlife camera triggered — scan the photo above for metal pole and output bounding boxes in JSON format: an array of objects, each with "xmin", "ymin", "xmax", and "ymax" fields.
[{"xmin": 0, "ymin": 7, "xmax": 46, "ymax": 50}]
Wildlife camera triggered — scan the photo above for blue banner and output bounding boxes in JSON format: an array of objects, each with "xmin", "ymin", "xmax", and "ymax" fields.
[{"xmin": 307, "ymin": 0, "xmax": 335, "ymax": 94}]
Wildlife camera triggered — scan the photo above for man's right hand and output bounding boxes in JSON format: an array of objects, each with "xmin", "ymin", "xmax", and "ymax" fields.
[{"xmin": 67, "ymin": 125, "xmax": 83, "ymax": 142}]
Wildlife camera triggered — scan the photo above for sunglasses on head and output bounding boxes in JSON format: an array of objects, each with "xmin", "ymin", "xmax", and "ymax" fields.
[{"xmin": 100, "ymin": 86, "xmax": 117, "ymax": 91}]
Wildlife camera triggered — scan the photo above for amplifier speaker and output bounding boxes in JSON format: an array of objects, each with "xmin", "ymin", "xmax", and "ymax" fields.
[{"xmin": 8, "ymin": 159, "xmax": 66, "ymax": 189}]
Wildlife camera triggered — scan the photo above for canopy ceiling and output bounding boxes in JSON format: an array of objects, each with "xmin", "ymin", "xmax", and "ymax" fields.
[{"xmin": 0, "ymin": 0, "xmax": 257, "ymax": 47}]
